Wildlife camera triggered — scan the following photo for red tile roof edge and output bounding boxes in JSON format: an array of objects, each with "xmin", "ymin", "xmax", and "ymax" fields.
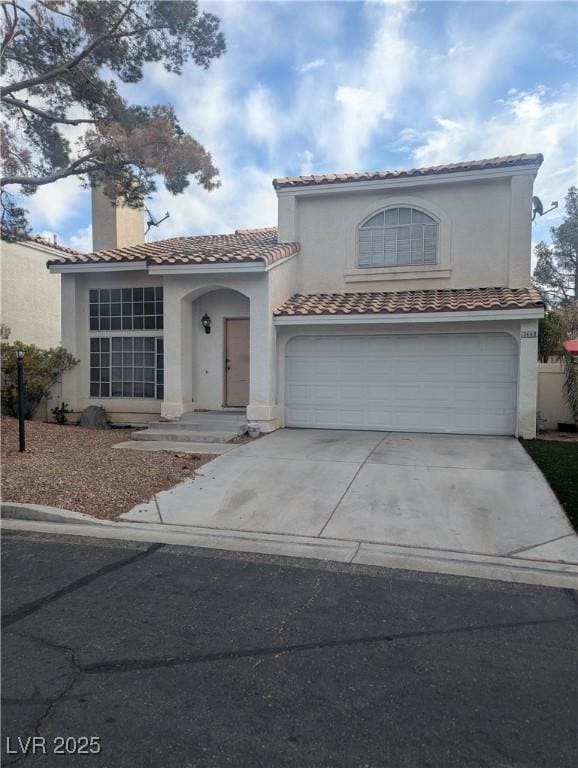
[{"xmin": 273, "ymin": 154, "xmax": 544, "ymax": 190}]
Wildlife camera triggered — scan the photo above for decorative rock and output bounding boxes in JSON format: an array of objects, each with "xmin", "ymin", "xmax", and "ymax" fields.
[{"xmin": 79, "ymin": 405, "xmax": 109, "ymax": 429}]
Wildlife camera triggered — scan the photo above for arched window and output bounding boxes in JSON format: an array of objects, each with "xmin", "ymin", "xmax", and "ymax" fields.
[{"xmin": 358, "ymin": 206, "xmax": 438, "ymax": 268}]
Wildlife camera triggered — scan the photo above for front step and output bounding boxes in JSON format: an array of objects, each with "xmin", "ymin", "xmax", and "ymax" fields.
[
  {"xmin": 131, "ymin": 410, "xmax": 248, "ymax": 444},
  {"xmin": 131, "ymin": 428, "xmax": 242, "ymax": 444}
]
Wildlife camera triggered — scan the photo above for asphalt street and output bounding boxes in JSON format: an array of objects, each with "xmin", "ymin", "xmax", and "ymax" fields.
[{"xmin": 2, "ymin": 530, "xmax": 577, "ymax": 768}]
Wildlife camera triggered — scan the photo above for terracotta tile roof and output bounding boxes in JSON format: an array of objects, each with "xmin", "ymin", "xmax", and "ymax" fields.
[
  {"xmin": 273, "ymin": 154, "xmax": 544, "ymax": 190},
  {"xmin": 1, "ymin": 229, "xmax": 82, "ymax": 257},
  {"xmin": 46, "ymin": 227, "xmax": 299, "ymax": 268},
  {"xmin": 274, "ymin": 287, "xmax": 544, "ymax": 317}
]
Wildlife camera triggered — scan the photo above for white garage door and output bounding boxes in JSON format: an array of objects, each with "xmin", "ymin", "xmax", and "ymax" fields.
[{"xmin": 284, "ymin": 333, "xmax": 518, "ymax": 435}]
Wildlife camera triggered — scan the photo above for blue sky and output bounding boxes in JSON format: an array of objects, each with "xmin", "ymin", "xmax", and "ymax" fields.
[{"xmin": 23, "ymin": 0, "xmax": 577, "ymax": 253}]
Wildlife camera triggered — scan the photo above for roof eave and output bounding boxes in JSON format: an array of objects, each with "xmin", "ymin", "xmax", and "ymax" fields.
[
  {"xmin": 274, "ymin": 162, "xmax": 543, "ymax": 196},
  {"xmin": 274, "ymin": 307, "xmax": 544, "ymax": 325}
]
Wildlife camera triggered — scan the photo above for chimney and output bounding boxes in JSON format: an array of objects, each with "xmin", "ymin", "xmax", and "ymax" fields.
[{"xmin": 91, "ymin": 185, "xmax": 144, "ymax": 252}]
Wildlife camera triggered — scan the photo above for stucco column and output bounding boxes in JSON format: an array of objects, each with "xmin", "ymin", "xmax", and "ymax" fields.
[
  {"xmin": 247, "ymin": 284, "xmax": 279, "ymax": 432},
  {"xmin": 517, "ymin": 319, "xmax": 539, "ymax": 438},
  {"xmin": 161, "ymin": 281, "xmax": 193, "ymax": 420},
  {"xmin": 56, "ymin": 274, "xmax": 80, "ymax": 413}
]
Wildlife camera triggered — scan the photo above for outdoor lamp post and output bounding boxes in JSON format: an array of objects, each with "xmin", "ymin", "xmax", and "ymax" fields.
[{"xmin": 16, "ymin": 349, "xmax": 25, "ymax": 452}]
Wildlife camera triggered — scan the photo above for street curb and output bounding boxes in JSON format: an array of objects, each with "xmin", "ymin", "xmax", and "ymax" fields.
[
  {"xmin": 2, "ymin": 516, "xmax": 578, "ymax": 590},
  {"xmin": 0, "ymin": 502, "xmax": 107, "ymax": 526}
]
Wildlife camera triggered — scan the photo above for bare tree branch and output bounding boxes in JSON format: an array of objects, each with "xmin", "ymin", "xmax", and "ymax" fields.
[
  {"xmin": 0, "ymin": 0, "xmax": 134, "ymax": 98},
  {"xmin": 3, "ymin": 96, "xmax": 95, "ymax": 125},
  {"xmin": 1, "ymin": 154, "xmax": 102, "ymax": 187}
]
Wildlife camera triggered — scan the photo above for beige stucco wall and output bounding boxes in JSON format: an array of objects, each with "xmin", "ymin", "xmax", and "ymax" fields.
[
  {"xmin": 1, "ymin": 240, "xmax": 61, "ymax": 347},
  {"xmin": 537, "ymin": 362, "xmax": 573, "ymax": 429},
  {"xmin": 278, "ymin": 171, "xmax": 536, "ymax": 294},
  {"xmin": 91, "ymin": 186, "xmax": 144, "ymax": 252}
]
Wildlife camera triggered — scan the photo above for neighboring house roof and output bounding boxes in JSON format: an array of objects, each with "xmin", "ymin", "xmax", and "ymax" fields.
[
  {"xmin": 564, "ymin": 340, "xmax": 578, "ymax": 355},
  {"xmin": 1, "ymin": 230, "xmax": 82, "ymax": 258},
  {"xmin": 46, "ymin": 227, "xmax": 299, "ymax": 268},
  {"xmin": 274, "ymin": 286, "xmax": 544, "ymax": 317},
  {"xmin": 273, "ymin": 153, "xmax": 544, "ymax": 190}
]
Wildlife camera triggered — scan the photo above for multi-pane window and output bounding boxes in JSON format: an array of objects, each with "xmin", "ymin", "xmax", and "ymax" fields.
[
  {"xmin": 90, "ymin": 337, "xmax": 164, "ymax": 399},
  {"xmin": 358, "ymin": 207, "xmax": 438, "ymax": 268},
  {"xmin": 89, "ymin": 287, "xmax": 163, "ymax": 331}
]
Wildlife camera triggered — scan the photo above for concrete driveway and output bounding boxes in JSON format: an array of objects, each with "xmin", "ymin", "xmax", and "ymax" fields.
[{"xmin": 129, "ymin": 429, "xmax": 575, "ymax": 559}]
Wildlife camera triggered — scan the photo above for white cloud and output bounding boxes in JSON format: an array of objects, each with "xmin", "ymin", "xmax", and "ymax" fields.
[
  {"xmin": 24, "ymin": 176, "xmax": 88, "ymax": 231},
  {"xmin": 245, "ymin": 84, "xmax": 283, "ymax": 156},
  {"xmin": 298, "ymin": 149, "xmax": 315, "ymax": 175},
  {"xmin": 66, "ymin": 225, "xmax": 92, "ymax": 253},
  {"xmin": 297, "ymin": 58, "xmax": 326, "ymax": 74}
]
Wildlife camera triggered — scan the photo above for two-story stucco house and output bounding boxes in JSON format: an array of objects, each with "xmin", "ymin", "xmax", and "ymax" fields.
[{"xmin": 47, "ymin": 153, "xmax": 545, "ymax": 438}]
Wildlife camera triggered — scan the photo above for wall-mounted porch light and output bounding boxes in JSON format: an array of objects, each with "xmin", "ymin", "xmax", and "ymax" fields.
[{"xmin": 201, "ymin": 313, "xmax": 212, "ymax": 334}]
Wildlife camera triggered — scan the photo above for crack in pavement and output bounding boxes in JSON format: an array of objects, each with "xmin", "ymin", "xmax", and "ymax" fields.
[
  {"xmin": 80, "ymin": 613, "xmax": 577, "ymax": 675},
  {"xmin": 2, "ymin": 543, "xmax": 164, "ymax": 628}
]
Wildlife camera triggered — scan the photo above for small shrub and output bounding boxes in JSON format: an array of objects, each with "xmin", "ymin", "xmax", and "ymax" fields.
[
  {"xmin": 1, "ymin": 341, "xmax": 79, "ymax": 420},
  {"xmin": 51, "ymin": 401, "xmax": 73, "ymax": 425}
]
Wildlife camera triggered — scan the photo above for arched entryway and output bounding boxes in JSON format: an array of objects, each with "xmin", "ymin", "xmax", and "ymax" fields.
[{"xmin": 190, "ymin": 287, "xmax": 250, "ymax": 410}]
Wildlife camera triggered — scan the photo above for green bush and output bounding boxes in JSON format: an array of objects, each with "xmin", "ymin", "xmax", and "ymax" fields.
[{"xmin": 1, "ymin": 341, "xmax": 79, "ymax": 419}]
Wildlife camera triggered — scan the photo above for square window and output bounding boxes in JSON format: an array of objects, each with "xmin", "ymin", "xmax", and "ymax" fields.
[
  {"xmin": 90, "ymin": 353, "xmax": 99, "ymax": 366},
  {"xmin": 133, "ymin": 287, "xmax": 144, "ymax": 301},
  {"xmin": 134, "ymin": 382, "xmax": 144, "ymax": 398},
  {"xmin": 89, "ymin": 304, "xmax": 98, "ymax": 317},
  {"xmin": 155, "ymin": 287, "xmax": 163, "ymax": 300},
  {"xmin": 111, "ymin": 317, "xmax": 121, "ymax": 330},
  {"xmin": 111, "ymin": 288, "xmax": 121, "ymax": 302},
  {"xmin": 123, "ymin": 338, "xmax": 133, "ymax": 351},
  {"xmin": 122, "ymin": 353, "xmax": 133, "ymax": 366},
  {"xmin": 90, "ymin": 338, "xmax": 99, "ymax": 352},
  {"xmin": 144, "ymin": 301, "xmax": 155, "ymax": 316},
  {"xmin": 156, "ymin": 369, "xmax": 163, "ymax": 384},
  {"xmin": 134, "ymin": 353, "xmax": 144, "ymax": 366},
  {"xmin": 134, "ymin": 367, "xmax": 144, "ymax": 381},
  {"xmin": 101, "ymin": 368, "xmax": 110, "ymax": 383},
  {"xmin": 133, "ymin": 317, "xmax": 144, "ymax": 329},
  {"xmin": 111, "ymin": 302, "xmax": 121, "ymax": 316},
  {"xmin": 399, "ymin": 207, "xmax": 411, "ymax": 224},
  {"xmin": 145, "ymin": 338, "xmax": 155, "ymax": 352},
  {"xmin": 100, "ymin": 338, "xmax": 110, "ymax": 352},
  {"xmin": 99, "ymin": 289, "xmax": 110, "ymax": 302},
  {"xmin": 156, "ymin": 338, "xmax": 163, "ymax": 353},
  {"xmin": 90, "ymin": 318, "xmax": 99, "ymax": 331},
  {"xmin": 111, "ymin": 382, "xmax": 122, "ymax": 397},
  {"xmin": 156, "ymin": 385, "xmax": 164, "ymax": 400},
  {"xmin": 144, "ymin": 316, "xmax": 155, "ymax": 329},
  {"xmin": 145, "ymin": 352, "xmax": 155, "ymax": 366},
  {"xmin": 100, "ymin": 317, "xmax": 110, "ymax": 330},
  {"xmin": 144, "ymin": 368, "xmax": 154, "ymax": 382},
  {"xmin": 144, "ymin": 383, "xmax": 155, "ymax": 398},
  {"xmin": 156, "ymin": 317, "xmax": 164, "ymax": 330},
  {"xmin": 144, "ymin": 287, "xmax": 155, "ymax": 301},
  {"xmin": 122, "ymin": 316, "xmax": 132, "ymax": 330},
  {"xmin": 134, "ymin": 338, "xmax": 144, "ymax": 351},
  {"xmin": 112, "ymin": 367, "xmax": 122, "ymax": 380},
  {"xmin": 156, "ymin": 354, "xmax": 164, "ymax": 369},
  {"xmin": 121, "ymin": 288, "xmax": 132, "ymax": 301},
  {"xmin": 90, "ymin": 367, "xmax": 100, "ymax": 382},
  {"xmin": 100, "ymin": 303, "xmax": 110, "ymax": 317},
  {"xmin": 112, "ymin": 338, "xmax": 122, "ymax": 351},
  {"xmin": 123, "ymin": 382, "xmax": 133, "ymax": 397},
  {"xmin": 133, "ymin": 302, "xmax": 144, "ymax": 316},
  {"xmin": 101, "ymin": 383, "xmax": 109, "ymax": 397},
  {"xmin": 89, "ymin": 289, "xmax": 98, "ymax": 302},
  {"xmin": 90, "ymin": 383, "xmax": 99, "ymax": 397},
  {"xmin": 112, "ymin": 353, "xmax": 122, "ymax": 366}
]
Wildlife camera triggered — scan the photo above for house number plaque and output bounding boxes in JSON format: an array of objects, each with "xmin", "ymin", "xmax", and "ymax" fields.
[{"xmin": 521, "ymin": 330, "xmax": 538, "ymax": 338}]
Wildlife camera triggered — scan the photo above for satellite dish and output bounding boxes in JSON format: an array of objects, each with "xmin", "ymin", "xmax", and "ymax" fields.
[
  {"xmin": 532, "ymin": 196, "xmax": 558, "ymax": 222},
  {"xmin": 145, "ymin": 207, "xmax": 170, "ymax": 235}
]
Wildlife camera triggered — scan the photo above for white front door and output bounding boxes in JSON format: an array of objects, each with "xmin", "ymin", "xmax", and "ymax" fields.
[{"xmin": 284, "ymin": 333, "xmax": 518, "ymax": 435}]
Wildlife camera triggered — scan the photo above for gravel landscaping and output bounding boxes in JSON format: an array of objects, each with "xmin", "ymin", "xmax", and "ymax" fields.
[{"xmin": 1, "ymin": 417, "xmax": 215, "ymax": 520}]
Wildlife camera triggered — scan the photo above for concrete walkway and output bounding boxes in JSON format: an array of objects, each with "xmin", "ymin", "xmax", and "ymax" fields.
[{"xmin": 116, "ymin": 430, "xmax": 578, "ymax": 585}]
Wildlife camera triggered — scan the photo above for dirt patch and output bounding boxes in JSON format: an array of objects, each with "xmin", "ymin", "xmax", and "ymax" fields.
[
  {"xmin": 1, "ymin": 417, "xmax": 215, "ymax": 520},
  {"xmin": 536, "ymin": 430, "xmax": 578, "ymax": 443}
]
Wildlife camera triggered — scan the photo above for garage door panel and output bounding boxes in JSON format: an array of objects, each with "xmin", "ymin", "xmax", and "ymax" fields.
[{"xmin": 285, "ymin": 333, "xmax": 518, "ymax": 435}]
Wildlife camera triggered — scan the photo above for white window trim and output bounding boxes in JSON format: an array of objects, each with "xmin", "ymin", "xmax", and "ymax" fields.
[{"xmin": 347, "ymin": 195, "xmax": 452, "ymax": 281}]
